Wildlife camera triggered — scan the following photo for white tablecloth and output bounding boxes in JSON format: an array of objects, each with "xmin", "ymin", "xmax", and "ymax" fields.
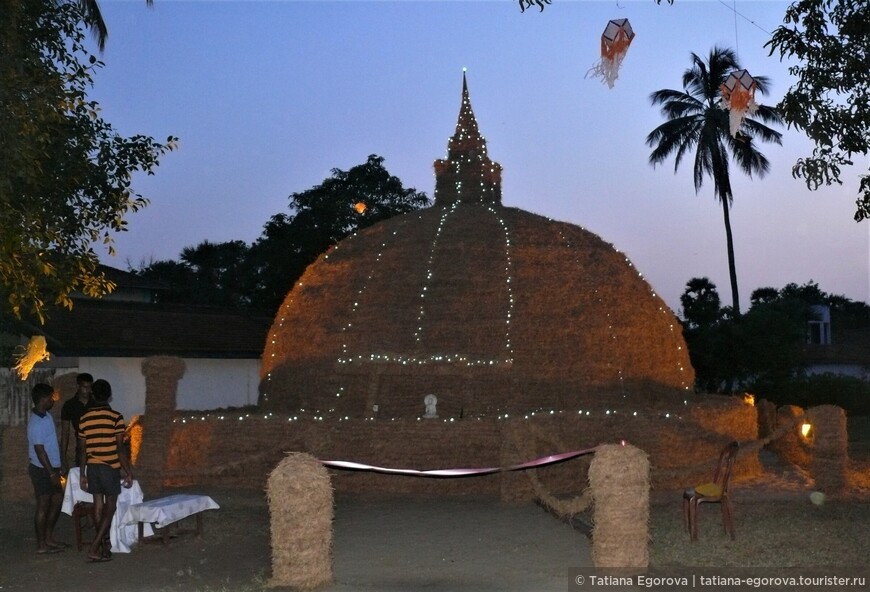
[
  {"xmin": 120, "ymin": 494, "xmax": 220, "ymax": 529},
  {"xmin": 61, "ymin": 467, "xmax": 153, "ymax": 553}
]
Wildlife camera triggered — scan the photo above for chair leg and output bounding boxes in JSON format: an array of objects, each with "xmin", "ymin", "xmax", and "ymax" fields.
[
  {"xmin": 689, "ymin": 499, "xmax": 699, "ymax": 541},
  {"xmin": 722, "ymin": 498, "xmax": 736, "ymax": 540},
  {"xmin": 73, "ymin": 502, "xmax": 96, "ymax": 551},
  {"xmin": 682, "ymin": 497, "xmax": 689, "ymax": 533}
]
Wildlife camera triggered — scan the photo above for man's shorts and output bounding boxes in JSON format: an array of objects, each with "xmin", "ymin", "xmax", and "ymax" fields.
[
  {"xmin": 85, "ymin": 463, "xmax": 121, "ymax": 496},
  {"xmin": 28, "ymin": 464, "xmax": 62, "ymax": 497}
]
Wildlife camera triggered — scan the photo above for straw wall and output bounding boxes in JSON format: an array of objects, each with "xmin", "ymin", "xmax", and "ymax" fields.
[
  {"xmin": 0, "ymin": 426, "xmax": 28, "ymax": 501},
  {"xmin": 159, "ymin": 394, "xmax": 759, "ymax": 497}
]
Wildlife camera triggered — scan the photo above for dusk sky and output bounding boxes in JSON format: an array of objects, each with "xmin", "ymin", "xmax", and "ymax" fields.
[{"xmin": 92, "ymin": 1, "xmax": 868, "ymax": 314}]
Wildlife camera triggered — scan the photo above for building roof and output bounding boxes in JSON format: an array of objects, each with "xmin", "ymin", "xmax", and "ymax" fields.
[
  {"xmin": 804, "ymin": 326, "xmax": 870, "ymax": 368},
  {"xmin": 31, "ymin": 299, "xmax": 271, "ymax": 359}
]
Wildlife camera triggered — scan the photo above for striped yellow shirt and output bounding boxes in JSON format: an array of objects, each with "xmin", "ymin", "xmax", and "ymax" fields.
[{"xmin": 78, "ymin": 405, "xmax": 126, "ymax": 469}]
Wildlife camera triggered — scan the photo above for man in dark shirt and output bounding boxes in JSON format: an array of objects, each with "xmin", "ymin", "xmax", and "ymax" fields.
[
  {"xmin": 78, "ymin": 379, "xmax": 133, "ymax": 562},
  {"xmin": 61, "ymin": 373, "xmax": 92, "ymax": 474}
]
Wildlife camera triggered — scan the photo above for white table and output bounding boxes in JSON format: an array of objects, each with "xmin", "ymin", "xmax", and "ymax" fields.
[
  {"xmin": 120, "ymin": 494, "xmax": 219, "ymax": 543},
  {"xmin": 61, "ymin": 467, "xmax": 153, "ymax": 553}
]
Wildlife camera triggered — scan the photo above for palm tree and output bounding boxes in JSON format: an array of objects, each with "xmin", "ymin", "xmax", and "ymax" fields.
[
  {"xmin": 647, "ymin": 46, "xmax": 783, "ymax": 315},
  {"xmin": 76, "ymin": 0, "xmax": 153, "ymax": 51}
]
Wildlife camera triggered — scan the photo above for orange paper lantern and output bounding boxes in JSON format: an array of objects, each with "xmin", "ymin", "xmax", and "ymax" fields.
[
  {"xmin": 720, "ymin": 69, "xmax": 757, "ymax": 137},
  {"xmin": 587, "ymin": 18, "xmax": 635, "ymax": 88}
]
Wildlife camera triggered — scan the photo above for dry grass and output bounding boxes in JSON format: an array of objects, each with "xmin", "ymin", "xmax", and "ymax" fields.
[
  {"xmin": 649, "ymin": 496, "xmax": 870, "ymax": 567},
  {"xmin": 648, "ymin": 450, "xmax": 870, "ymax": 568}
]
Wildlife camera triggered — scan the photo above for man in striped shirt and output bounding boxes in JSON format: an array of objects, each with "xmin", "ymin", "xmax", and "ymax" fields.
[{"xmin": 77, "ymin": 379, "xmax": 133, "ymax": 562}]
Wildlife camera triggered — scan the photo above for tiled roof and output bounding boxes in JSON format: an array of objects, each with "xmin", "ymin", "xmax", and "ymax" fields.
[{"xmin": 35, "ymin": 299, "xmax": 271, "ymax": 359}]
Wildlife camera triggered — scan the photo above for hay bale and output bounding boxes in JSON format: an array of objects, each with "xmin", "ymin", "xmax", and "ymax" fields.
[
  {"xmin": 267, "ymin": 452, "xmax": 334, "ymax": 589},
  {"xmin": 807, "ymin": 405, "xmax": 848, "ymax": 494},
  {"xmin": 588, "ymin": 443, "xmax": 649, "ymax": 568}
]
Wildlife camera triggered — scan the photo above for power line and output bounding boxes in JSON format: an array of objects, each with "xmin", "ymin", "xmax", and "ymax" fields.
[{"xmin": 717, "ymin": 0, "xmax": 773, "ymax": 37}]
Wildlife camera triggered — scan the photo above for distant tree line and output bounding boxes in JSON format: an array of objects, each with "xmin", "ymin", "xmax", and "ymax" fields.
[
  {"xmin": 132, "ymin": 155, "xmax": 430, "ymax": 313},
  {"xmin": 679, "ymin": 277, "xmax": 870, "ymax": 414}
]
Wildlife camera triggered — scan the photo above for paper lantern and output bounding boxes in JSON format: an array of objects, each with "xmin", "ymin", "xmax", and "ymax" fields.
[
  {"xmin": 13, "ymin": 335, "xmax": 50, "ymax": 380},
  {"xmin": 587, "ymin": 18, "xmax": 635, "ymax": 89},
  {"xmin": 720, "ymin": 69, "xmax": 757, "ymax": 137},
  {"xmin": 353, "ymin": 201, "xmax": 367, "ymax": 214}
]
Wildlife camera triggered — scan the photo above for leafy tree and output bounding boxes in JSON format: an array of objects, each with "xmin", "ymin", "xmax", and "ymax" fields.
[
  {"xmin": 680, "ymin": 277, "xmax": 723, "ymax": 329},
  {"xmin": 647, "ymin": 47, "xmax": 783, "ymax": 315},
  {"xmin": 680, "ymin": 277, "xmax": 867, "ymax": 393},
  {"xmin": 136, "ymin": 240, "xmax": 255, "ymax": 307},
  {"xmin": 134, "ymin": 259, "xmax": 196, "ymax": 304},
  {"xmin": 0, "ymin": 0, "xmax": 176, "ymax": 323},
  {"xmin": 766, "ymin": 0, "xmax": 870, "ymax": 222},
  {"xmin": 179, "ymin": 240, "xmax": 254, "ymax": 307},
  {"xmin": 134, "ymin": 155, "xmax": 430, "ymax": 313},
  {"xmin": 248, "ymin": 154, "xmax": 430, "ymax": 311}
]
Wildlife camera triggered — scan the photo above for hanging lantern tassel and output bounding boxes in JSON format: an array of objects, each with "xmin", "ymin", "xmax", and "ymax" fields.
[
  {"xmin": 586, "ymin": 18, "xmax": 635, "ymax": 89},
  {"xmin": 720, "ymin": 69, "xmax": 758, "ymax": 137},
  {"xmin": 13, "ymin": 335, "xmax": 50, "ymax": 380}
]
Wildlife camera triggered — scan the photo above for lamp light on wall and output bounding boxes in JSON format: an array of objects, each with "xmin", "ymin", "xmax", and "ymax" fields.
[
  {"xmin": 743, "ymin": 393, "xmax": 755, "ymax": 406},
  {"xmin": 800, "ymin": 421, "xmax": 812, "ymax": 439}
]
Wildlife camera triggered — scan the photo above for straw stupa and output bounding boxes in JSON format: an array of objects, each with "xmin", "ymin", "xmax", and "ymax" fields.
[{"xmin": 260, "ymin": 73, "xmax": 693, "ymax": 420}]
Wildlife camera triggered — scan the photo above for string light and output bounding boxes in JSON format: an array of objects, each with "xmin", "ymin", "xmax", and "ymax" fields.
[{"xmin": 261, "ymin": 70, "xmax": 691, "ymax": 420}]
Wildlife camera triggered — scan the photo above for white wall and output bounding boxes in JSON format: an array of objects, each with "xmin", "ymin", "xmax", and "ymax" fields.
[{"xmin": 78, "ymin": 357, "xmax": 260, "ymax": 420}]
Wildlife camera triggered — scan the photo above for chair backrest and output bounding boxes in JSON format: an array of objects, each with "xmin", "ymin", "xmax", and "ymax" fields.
[{"xmin": 712, "ymin": 441, "xmax": 739, "ymax": 494}]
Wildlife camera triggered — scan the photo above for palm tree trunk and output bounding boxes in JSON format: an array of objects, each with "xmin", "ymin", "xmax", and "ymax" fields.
[{"xmin": 721, "ymin": 197, "xmax": 740, "ymax": 315}]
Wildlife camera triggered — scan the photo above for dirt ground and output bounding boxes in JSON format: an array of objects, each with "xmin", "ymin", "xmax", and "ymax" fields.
[
  {"xmin": 3, "ymin": 448, "xmax": 870, "ymax": 592},
  {"xmin": 0, "ymin": 488, "xmax": 591, "ymax": 592}
]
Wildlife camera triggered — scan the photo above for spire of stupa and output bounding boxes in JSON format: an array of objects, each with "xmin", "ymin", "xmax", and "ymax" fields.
[{"xmin": 434, "ymin": 70, "xmax": 502, "ymax": 206}]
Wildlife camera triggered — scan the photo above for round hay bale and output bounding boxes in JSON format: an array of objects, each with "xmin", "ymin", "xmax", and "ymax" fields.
[
  {"xmin": 267, "ymin": 452, "xmax": 334, "ymax": 589},
  {"xmin": 807, "ymin": 405, "xmax": 848, "ymax": 493},
  {"xmin": 588, "ymin": 443, "xmax": 649, "ymax": 568}
]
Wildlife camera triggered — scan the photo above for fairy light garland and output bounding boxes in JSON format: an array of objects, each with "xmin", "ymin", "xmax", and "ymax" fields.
[
  {"xmin": 613, "ymin": 248, "xmax": 691, "ymax": 391},
  {"xmin": 261, "ymin": 69, "xmax": 691, "ymax": 421},
  {"xmin": 173, "ymin": 404, "xmax": 689, "ymax": 425}
]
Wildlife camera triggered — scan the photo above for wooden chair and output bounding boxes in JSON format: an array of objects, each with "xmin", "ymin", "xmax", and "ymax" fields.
[
  {"xmin": 72, "ymin": 501, "xmax": 96, "ymax": 551},
  {"xmin": 682, "ymin": 441, "xmax": 738, "ymax": 541}
]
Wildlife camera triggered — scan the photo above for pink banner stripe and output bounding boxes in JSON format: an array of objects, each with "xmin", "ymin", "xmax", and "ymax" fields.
[{"xmin": 321, "ymin": 445, "xmax": 600, "ymax": 478}]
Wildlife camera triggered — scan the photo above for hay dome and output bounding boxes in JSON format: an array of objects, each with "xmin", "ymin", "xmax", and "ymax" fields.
[{"xmin": 260, "ymin": 74, "xmax": 694, "ymax": 418}]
